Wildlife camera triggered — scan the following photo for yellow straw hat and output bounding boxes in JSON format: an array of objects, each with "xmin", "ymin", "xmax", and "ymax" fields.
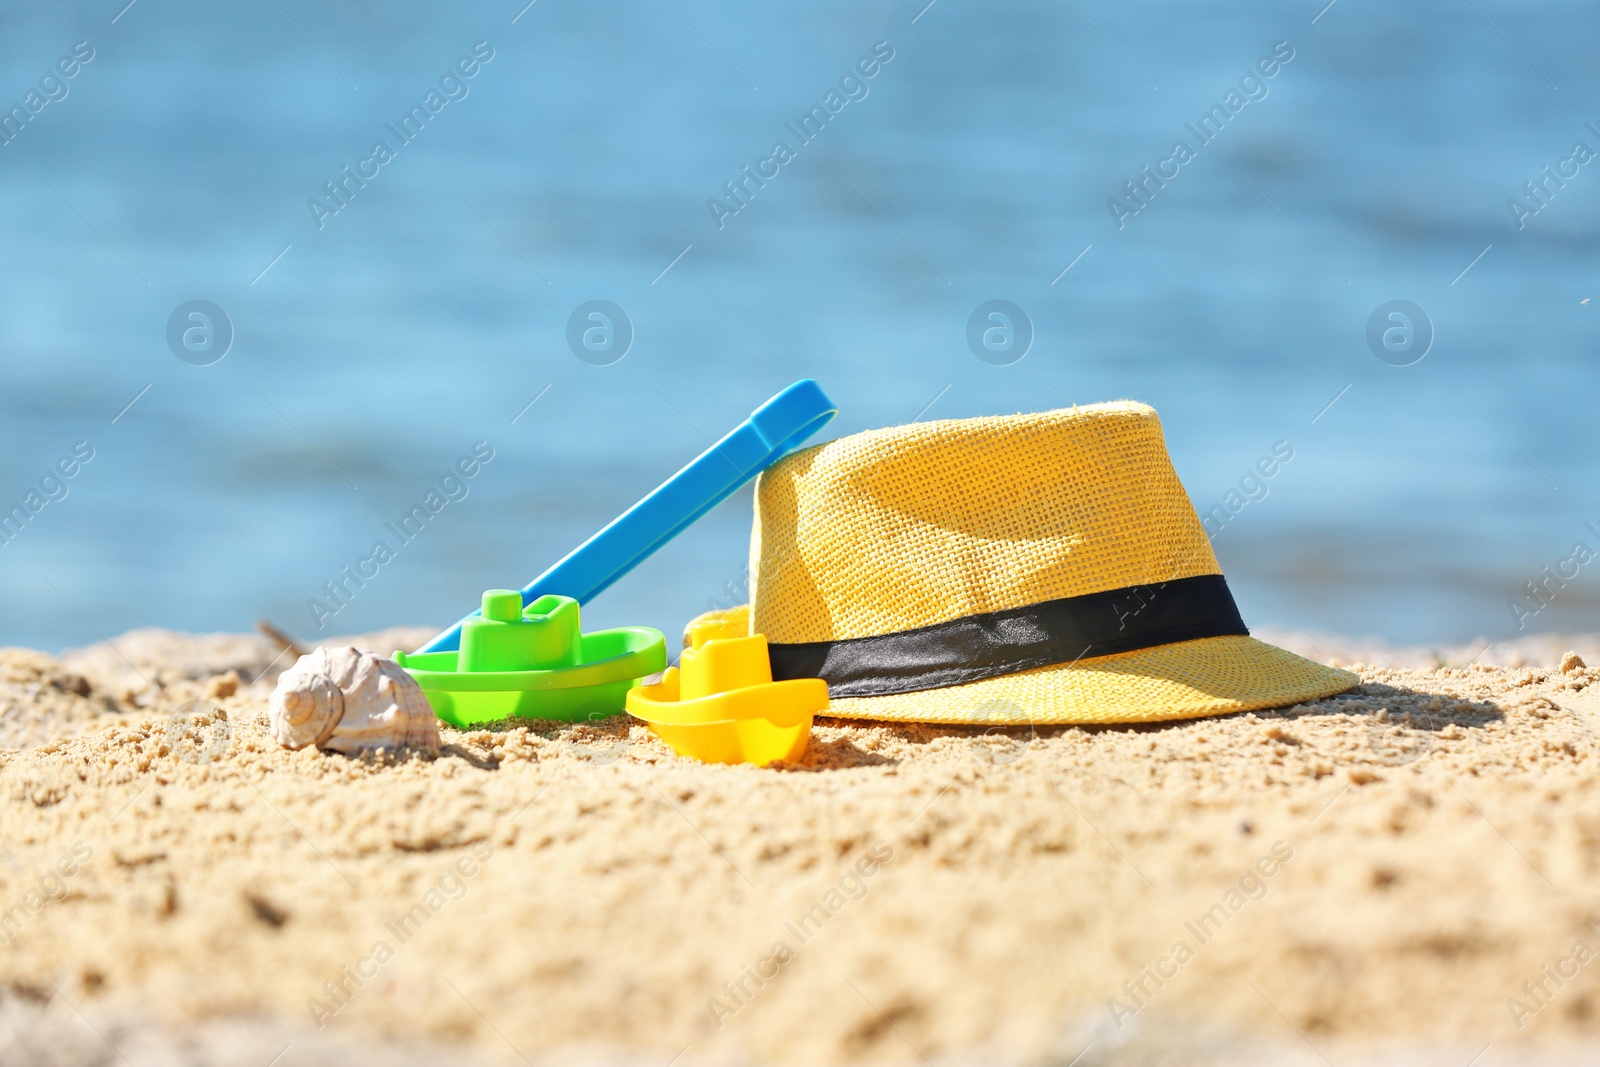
[{"xmin": 693, "ymin": 400, "xmax": 1356, "ymax": 725}]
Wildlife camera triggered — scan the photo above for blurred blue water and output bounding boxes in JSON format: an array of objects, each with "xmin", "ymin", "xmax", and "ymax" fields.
[{"xmin": 1, "ymin": 0, "xmax": 1597, "ymax": 652}]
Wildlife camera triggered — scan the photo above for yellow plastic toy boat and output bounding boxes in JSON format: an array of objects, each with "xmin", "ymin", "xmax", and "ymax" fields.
[{"xmin": 625, "ymin": 618, "xmax": 826, "ymax": 765}]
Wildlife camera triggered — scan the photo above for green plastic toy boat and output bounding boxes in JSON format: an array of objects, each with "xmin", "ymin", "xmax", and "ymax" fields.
[{"xmin": 395, "ymin": 590, "xmax": 665, "ymax": 727}]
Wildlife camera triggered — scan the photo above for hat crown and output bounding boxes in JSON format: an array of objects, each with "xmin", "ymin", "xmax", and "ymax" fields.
[{"xmin": 750, "ymin": 401, "xmax": 1220, "ymax": 643}]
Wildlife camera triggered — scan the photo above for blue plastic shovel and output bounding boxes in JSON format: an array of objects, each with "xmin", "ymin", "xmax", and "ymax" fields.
[{"xmin": 416, "ymin": 379, "xmax": 837, "ymax": 654}]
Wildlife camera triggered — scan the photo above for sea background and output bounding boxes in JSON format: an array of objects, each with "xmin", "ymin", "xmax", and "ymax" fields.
[{"xmin": 1, "ymin": 0, "xmax": 1597, "ymax": 654}]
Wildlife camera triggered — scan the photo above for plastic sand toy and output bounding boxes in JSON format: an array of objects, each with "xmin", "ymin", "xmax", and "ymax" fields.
[
  {"xmin": 396, "ymin": 590, "xmax": 665, "ymax": 727},
  {"xmin": 625, "ymin": 617, "xmax": 826, "ymax": 766},
  {"xmin": 416, "ymin": 379, "xmax": 837, "ymax": 654}
]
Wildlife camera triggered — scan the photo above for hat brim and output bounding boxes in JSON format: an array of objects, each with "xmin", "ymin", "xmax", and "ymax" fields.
[{"xmin": 820, "ymin": 634, "xmax": 1358, "ymax": 725}]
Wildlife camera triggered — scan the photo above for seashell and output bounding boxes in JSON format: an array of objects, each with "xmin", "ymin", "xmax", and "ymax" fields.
[
  {"xmin": 268, "ymin": 646, "xmax": 439, "ymax": 755},
  {"xmin": 268, "ymin": 652, "xmax": 342, "ymax": 750}
]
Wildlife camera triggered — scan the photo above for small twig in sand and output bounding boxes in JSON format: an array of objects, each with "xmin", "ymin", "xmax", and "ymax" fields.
[{"xmin": 255, "ymin": 620, "xmax": 307, "ymax": 659}]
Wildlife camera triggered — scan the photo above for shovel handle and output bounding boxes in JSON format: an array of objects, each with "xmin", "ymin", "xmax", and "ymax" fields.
[{"xmin": 417, "ymin": 379, "xmax": 837, "ymax": 654}]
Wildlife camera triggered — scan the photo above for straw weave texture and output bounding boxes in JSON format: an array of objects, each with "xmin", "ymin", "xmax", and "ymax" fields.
[
  {"xmin": 823, "ymin": 635, "xmax": 1355, "ymax": 725},
  {"xmin": 751, "ymin": 401, "xmax": 1216, "ymax": 643},
  {"xmin": 722, "ymin": 401, "xmax": 1356, "ymax": 724}
]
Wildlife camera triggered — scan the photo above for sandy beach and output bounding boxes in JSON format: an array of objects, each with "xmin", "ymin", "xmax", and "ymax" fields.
[
  {"xmin": 4, "ymin": 627, "xmax": 1600, "ymax": 1066},
  {"xmin": 7, "ymin": 2, "xmax": 1595, "ymax": 1065}
]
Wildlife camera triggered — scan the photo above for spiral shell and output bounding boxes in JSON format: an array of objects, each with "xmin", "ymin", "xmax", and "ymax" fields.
[
  {"xmin": 268, "ymin": 646, "xmax": 439, "ymax": 754},
  {"xmin": 268, "ymin": 652, "xmax": 342, "ymax": 750}
]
